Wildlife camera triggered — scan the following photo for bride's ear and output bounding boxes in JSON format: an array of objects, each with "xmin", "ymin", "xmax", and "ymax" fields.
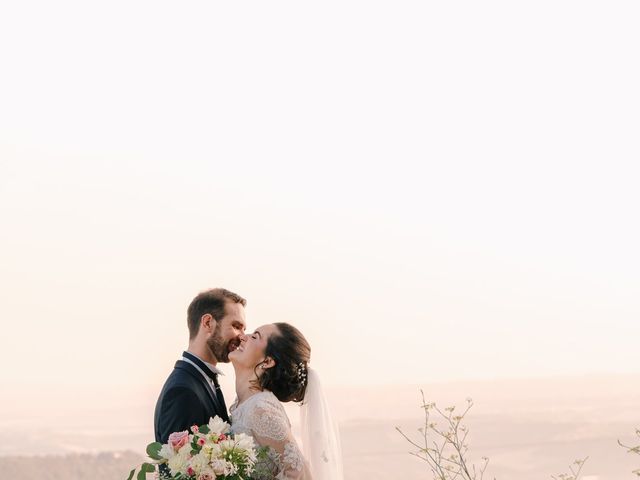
[{"xmin": 262, "ymin": 357, "xmax": 276, "ymax": 369}]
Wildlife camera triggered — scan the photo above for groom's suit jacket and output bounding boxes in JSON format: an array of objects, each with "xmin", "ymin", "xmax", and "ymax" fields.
[{"xmin": 154, "ymin": 353, "xmax": 229, "ymax": 443}]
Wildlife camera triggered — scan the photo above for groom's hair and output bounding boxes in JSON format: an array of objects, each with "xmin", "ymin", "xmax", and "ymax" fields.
[{"xmin": 187, "ymin": 288, "xmax": 246, "ymax": 339}]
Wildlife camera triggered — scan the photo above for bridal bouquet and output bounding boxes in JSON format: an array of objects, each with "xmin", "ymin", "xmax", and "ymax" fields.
[{"xmin": 127, "ymin": 416, "xmax": 258, "ymax": 480}]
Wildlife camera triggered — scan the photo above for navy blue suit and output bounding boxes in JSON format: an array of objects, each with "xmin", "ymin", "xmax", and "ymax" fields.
[{"xmin": 154, "ymin": 354, "xmax": 228, "ymax": 444}]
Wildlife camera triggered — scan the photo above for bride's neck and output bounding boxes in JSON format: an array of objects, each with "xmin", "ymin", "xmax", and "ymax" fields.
[{"xmin": 234, "ymin": 367, "xmax": 262, "ymax": 404}]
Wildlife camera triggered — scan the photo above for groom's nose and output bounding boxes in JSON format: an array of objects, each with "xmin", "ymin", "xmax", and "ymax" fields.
[{"xmin": 238, "ymin": 333, "xmax": 247, "ymax": 342}]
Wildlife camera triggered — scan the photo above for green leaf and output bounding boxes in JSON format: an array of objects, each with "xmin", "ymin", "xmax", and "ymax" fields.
[
  {"xmin": 199, "ymin": 424, "xmax": 210, "ymax": 434},
  {"xmin": 126, "ymin": 468, "xmax": 136, "ymax": 480},
  {"xmin": 146, "ymin": 442, "xmax": 163, "ymax": 461},
  {"xmin": 190, "ymin": 436, "xmax": 203, "ymax": 453},
  {"xmin": 137, "ymin": 462, "xmax": 155, "ymax": 480}
]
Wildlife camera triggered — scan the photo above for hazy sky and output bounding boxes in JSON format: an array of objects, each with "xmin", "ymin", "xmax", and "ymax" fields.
[{"xmin": 1, "ymin": 1, "xmax": 639, "ymax": 402}]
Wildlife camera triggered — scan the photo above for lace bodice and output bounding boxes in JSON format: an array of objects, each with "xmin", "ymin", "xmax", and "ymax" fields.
[{"xmin": 230, "ymin": 391, "xmax": 311, "ymax": 480}]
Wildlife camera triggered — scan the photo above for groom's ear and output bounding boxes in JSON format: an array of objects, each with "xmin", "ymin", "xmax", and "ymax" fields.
[{"xmin": 201, "ymin": 313, "xmax": 215, "ymax": 333}]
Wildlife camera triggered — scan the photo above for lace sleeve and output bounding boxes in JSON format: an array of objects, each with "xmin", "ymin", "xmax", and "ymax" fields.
[{"xmin": 245, "ymin": 395, "xmax": 307, "ymax": 480}]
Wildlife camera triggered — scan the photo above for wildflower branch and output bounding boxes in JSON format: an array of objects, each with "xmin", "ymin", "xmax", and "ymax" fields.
[
  {"xmin": 618, "ymin": 428, "xmax": 640, "ymax": 477},
  {"xmin": 397, "ymin": 390, "xmax": 592, "ymax": 480},
  {"xmin": 551, "ymin": 457, "xmax": 588, "ymax": 480},
  {"xmin": 396, "ymin": 390, "xmax": 492, "ymax": 480}
]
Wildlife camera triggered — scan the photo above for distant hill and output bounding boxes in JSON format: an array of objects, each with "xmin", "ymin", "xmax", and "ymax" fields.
[
  {"xmin": 0, "ymin": 452, "xmax": 143, "ymax": 480},
  {"xmin": 1, "ymin": 376, "xmax": 639, "ymax": 479}
]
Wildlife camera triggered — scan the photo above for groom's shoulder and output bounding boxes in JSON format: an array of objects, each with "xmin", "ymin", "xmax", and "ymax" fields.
[
  {"xmin": 161, "ymin": 360, "xmax": 201, "ymax": 389},
  {"xmin": 156, "ymin": 365, "xmax": 202, "ymax": 407}
]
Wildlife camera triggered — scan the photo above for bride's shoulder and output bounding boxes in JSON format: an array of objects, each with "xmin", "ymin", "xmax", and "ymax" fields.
[
  {"xmin": 244, "ymin": 391, "xmax": 291, "ymax": 438},
  {"xmin": 241, "ymin": 390, "xmax": 286, "ymax": 418},
  {"xmin": 252, "ymin": 390, "xmax": 283, "ymax": 408}
]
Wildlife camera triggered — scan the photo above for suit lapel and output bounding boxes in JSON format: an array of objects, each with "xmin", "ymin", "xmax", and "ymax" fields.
[{"xmin": 174, "ymin": 361, "xmax": 221, "ymax": 413}]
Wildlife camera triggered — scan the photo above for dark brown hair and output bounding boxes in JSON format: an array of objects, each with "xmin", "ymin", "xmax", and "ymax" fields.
[
  {"xmin": 187, "ymin": 288, "xmax": 246, "ymax": 339},
  {"xmin": 256, "ymin": 322, "xmax": 311, "ymax": 403}
]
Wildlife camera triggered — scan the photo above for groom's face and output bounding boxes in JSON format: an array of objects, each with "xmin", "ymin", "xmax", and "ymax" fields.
[{"xmin": 206, "ymin": 301, "xmax": 246, "ymax": 363}]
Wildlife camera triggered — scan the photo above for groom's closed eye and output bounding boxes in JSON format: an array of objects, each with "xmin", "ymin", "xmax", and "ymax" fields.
[{"xmin": 233, "ymin": 321, "xmax": 245, "ymax": 331}]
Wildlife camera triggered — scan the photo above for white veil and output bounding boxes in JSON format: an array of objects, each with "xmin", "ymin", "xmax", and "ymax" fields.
[{"xmin": 300, "ymin": 368, "xmax": 344, "ymax": 480}]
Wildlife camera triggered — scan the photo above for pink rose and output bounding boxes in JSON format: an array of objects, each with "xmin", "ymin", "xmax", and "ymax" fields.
[
  {"xmin": 191, "ymin": 425, "xmax": 199, "ymax": 433},
  {"xmin": 168, "ymin": 430, "xmax": 190, "ymax": 451}
]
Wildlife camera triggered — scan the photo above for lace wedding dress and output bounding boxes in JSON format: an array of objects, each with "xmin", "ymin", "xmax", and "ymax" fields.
[{"xmin": 230, "ymin": 391, "xmax": 312, "ymax": 480}]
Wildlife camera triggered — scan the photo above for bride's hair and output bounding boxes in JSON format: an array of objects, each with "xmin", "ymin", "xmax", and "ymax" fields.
[{"xmin": 256, "ymin": 322, "xmax": 311, "ymax": 403}]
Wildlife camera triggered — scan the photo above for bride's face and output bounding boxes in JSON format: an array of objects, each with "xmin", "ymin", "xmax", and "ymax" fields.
[{"xmin": 229, "ymin": 323, "xmax": 278, "ymax": 370}]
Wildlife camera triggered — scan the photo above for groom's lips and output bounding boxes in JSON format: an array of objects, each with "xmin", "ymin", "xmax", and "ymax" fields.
[{"xmin": 228, "ymin": 341, "xmax": 240, "ymax": 353}]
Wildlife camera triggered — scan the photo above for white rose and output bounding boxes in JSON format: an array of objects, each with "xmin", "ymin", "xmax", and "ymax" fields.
[
  {"xmin": 167, "ymin": 450, "xmax": 190, "ymax": 474},
  {"xmin": 188, "ymin": 452, "xmax": 210, "ymax": 475},
  {"xmin": 207, "ymin": 416, "xmax": 230, "ymax": 436},
  {"xmin": 233, "ymin": 433, "xmax": 256, "ymax": 452},
  {"xmin": 159, "ymin": 443, "xmax": 176, "ymax": 460}
]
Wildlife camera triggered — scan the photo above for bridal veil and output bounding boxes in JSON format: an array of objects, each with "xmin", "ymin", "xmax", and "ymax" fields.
[{"xmin": 299, "ymin": 369, "xmax": 344, "ymax": 480}]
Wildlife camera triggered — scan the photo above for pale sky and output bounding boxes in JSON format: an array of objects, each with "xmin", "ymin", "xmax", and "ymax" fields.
[{"xmin": 1, "ymin": 0, "xmax": 639, "ymax": 406}]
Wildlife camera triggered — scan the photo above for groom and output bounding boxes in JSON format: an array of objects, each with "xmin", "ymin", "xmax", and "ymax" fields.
[{"xmin": 154, "ymin": 288, "xmax": 247, "ymax": 443}]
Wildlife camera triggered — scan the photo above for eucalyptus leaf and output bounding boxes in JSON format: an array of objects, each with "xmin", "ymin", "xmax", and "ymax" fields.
[
  {"xmin": 146, "ymin": 442, "xmax": 163, "ymax": 461},
  {"xmin": 137, "ymin": 462, "xmax": 155, "ymax": 480}
]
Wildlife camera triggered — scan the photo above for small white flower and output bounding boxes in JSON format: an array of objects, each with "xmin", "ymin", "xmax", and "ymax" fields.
[
  {"xmin": 217, "ymin": 438, "xmax": 236, "ymax": 452},
  {"xmin": 210, "ymin": 458, "xmax": 228, "ymax": 476},
  {"xmin": 224, "ymin": 460, "xmax": 238, "ymax": 476},
  {"xmin": 207, "ymin": 442, "xmax": 223, "ymax": 460},
  {"xmin": 196, "ymin": 466, "xmax": 215, "ymax": 480}
]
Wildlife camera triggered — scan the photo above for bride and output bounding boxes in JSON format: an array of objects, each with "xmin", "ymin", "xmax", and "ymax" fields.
[{"xmin": 228, "ymin": 322, "xmax": 343, "ymax": 480}]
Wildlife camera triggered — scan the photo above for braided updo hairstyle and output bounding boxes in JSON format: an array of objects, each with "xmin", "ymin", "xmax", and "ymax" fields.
[{"xmin": 256, "ymin": 322, "xmax": 311, "ymax": 403}]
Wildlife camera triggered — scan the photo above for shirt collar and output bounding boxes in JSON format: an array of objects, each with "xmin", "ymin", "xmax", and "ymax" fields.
[{"xmin": 184, "ymin": 351, "xmax": 225, "ymax": 376}]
